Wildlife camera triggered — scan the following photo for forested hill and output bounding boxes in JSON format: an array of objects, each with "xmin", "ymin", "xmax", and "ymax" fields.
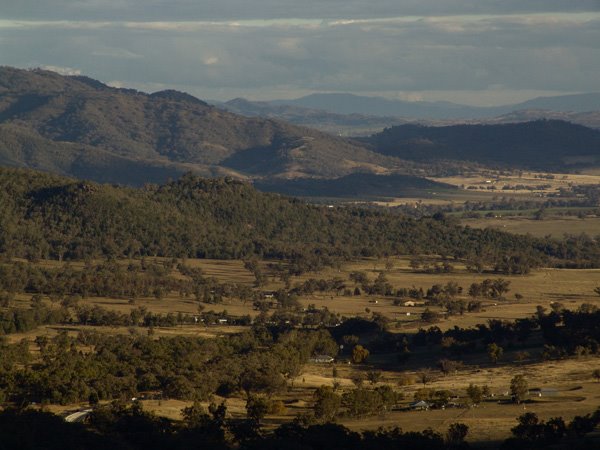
[
  {"xmin": 1, "ymin": 168, "xmax": 599, "ymax": 270},
  {"xmin": 364, "ymin": 120, "xmax": 600, "ymax": 171},
  {"xmin": 0, "ymin": 66, "xmax": 400, "ymax": 184}
]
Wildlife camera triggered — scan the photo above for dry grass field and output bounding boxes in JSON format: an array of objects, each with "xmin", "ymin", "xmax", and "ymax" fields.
[
  {"xmin": 5, "ymin": 255, "xmax": 600, "ymax": 446},
  {"xmin": 373, "ymin": 170, "xmax": 600, "ymax": 207},
  {"xmin": 462, "ymin": 216, "xmax": 600, "ymax": 237},
  {"xmin": 436, "ymin": 171, "xmax": 600, "ymax": 193},
  {"xmin": 9, "ymin": 256, "xmax": 600, "ymax": 334}
]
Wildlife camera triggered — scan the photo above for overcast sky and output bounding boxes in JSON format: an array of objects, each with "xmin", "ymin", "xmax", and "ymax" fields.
[{"xmin": 1, "ymin": 1, "xmax": 599, "ymax": 105}]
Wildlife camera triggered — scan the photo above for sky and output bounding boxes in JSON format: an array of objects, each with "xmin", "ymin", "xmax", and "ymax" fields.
[{"xmin": 1, "ymin": 1, "xmax": 599, "ymax": 106}]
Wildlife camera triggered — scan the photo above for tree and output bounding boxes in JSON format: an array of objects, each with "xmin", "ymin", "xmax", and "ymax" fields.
[
  {"xmin": 351, "ymin": 345, "xmax": 369, "ymax": 364},
  {"xmin": 384, "ymin": 259, "xmax": 394, "ymax": 272},
  {"xmin": 446, "ymin": 423, "xmax": 469, "ymax": 447},
  {"xmin": 366, "ymin": 371, "xmax": 382, "ymax": 385},
  {"xmin": 514, "ymin": 351, "xmax": 530, "ymax": 363},
  {"xmin": 182, "ymin": 401, "xmax": 210, "ymax": 428},
  {"xmin": 487, "ymin": 343, "xmax": 503, "ymax": 364},
  {"xmin": 439, "ymin": 359, "xmax": 463, "ymax": 375},
  {"xmin": 510, "ymin": 374, "xmax": 528, "ymax": 404},
  {"xmin": 313, "ymin": 386, "xmax": 341, "ymax": 422},
  {"xmin": 466, "ymin": 383, "xmax": 483, "ymax": 405},
  {"xmin": 592, "ymin": 368, "xmax": 600, "ymax": 382},
  {"xmin": 417, "ymin": 368, "xmax": 434, "ymax": 385},
  {"xmin": 421, "ymin": 308, "xmax": 440, "ymax": 324},
  {"xmin": 246, "ymin": 394, "xmax": 270, "ymax": 424}
]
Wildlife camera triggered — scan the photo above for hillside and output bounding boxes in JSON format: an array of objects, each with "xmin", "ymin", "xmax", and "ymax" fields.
[
  {"xmin": 364, "ymin": 120, "xmax": 600, "ymax": 171},
  {"xmin": 0, "ymin": 67, "xmax": 402, "ymax": 184},
  {"xmin": 3, "ymin": 167, "xmax": 595, "ymax": 268}
]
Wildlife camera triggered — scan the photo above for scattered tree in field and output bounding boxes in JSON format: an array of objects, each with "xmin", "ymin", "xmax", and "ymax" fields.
[
  {"xmin": 384, "ymin": 259, "xmax": 394, "ymax": 272},
  {"xmin": 417, "ymin": 368, "xmax": 435, "ymax": 385},
  {"xmin": 514, "ymin": 351, "xmax": 530, "ymax": 363},
  {"xmin": 510, "ymin": 375, "xmax": 529, "ymax": 404},
  {"xmin": 593, "ymin": 369, "xmax": 600, "ymax": 382},
  {"xmin": 366, "ymin": 371, "xmax": 382, "ymax": 385},
  {"xmin": 351, "ymin": 345, "xmax": 370, "ymax": 364},
  {"xmin": 421, "ymin": 308, "xmax": 440, "ymax": 323},
  {"xmin": 466, "ymin": 383, "xmax": 483, "ymax": 406},
  {"xmin": 445, "ymin": 423, "xmax": 469, "ymax": 447},
  {"xmin": 438, "ymin": 359, "xmax": 463, "ymax": 375},
  {"xmin": 313, "ymin": 386, "xmax": 341, "ymax": 421},
  {"xmin": 397, "ymin": 373, "xmax": 416, "ymax": 386},
  {"xmin": 246, "ymin": 395, "xmax": 270, "ymax": 423},
  {"xmin": 487, "ymin": 343, "xmax": 504, "ymax": 364}
]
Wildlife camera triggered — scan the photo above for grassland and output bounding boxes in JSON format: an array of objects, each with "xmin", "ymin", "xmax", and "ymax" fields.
[
  {"xmin": 462, "ymin": 216, "xmax": 600, "ymax": 238},
  {"xmin": 371, "ymin": 170, "xmax": 600, "ymax": 207},
  {"xmin": 4, "ymin": 254, "xmax": 600, "ymax": 447}
]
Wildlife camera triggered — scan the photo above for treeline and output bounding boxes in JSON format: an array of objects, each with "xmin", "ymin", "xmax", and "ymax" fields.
[
  {"xmin": 0, "ymin": 259, "xmax": 255, "ymax": 303},
  {"xmin": 329, "ymin": 304, "xmax": 600, "ymax": 365},
  {"xmin": 0, "ymin": 405, "xmax": 467, "ymax": 450},
  {"xmin": 1, "ymin": 168, "xmax": 600, "ymax": 268},
  {"xmin": 409, "ymin": 304, "xmax": 600, "ymax": 361},
  {"xmin": 0, "ymin": 326, "xmax": 337, "ymax": 405},
  {"xmin": 1, "ymin": 403, "xmax": 598, "ymax": 450}
]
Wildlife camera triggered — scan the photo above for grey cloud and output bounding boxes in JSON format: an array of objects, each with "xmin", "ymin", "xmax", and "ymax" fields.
[
  {"xmin": 1, "ymin": 0, "xmax": 599, "ymax": 21},
  {"xmin": 0, "ymin": 12, "xmax": 598, "ymax": 103}
]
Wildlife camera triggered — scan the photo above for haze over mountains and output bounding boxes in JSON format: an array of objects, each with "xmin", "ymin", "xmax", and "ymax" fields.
[
  {"xmin": 1, "ymin": 66, "xmax": 600, "ymax": 195},
  {"xmin": 270, "ymin": 92, "xmax": 600, "ymax": 120},
  {"xmin": 221, "ymin": 93, "xmax": 600, "ymax": 135}
]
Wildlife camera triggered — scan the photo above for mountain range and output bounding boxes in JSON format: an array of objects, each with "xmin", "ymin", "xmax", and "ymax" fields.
[
  {"xmin": 1, "ymin": 66, "xmax": 599, "ymax": 195},
  {"xmin": 268, "ymin": 92, "xmax": 600, "ymax": 120},
  {"xmin": 0, "ymin": 67, "xmax": 402, "ymax": 185},
  {"xmin": 220, "ymin": 94, "xmax": 600, "ymax": 135}
]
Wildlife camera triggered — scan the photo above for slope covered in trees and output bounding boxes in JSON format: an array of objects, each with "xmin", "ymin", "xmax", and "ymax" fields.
[
  {"xmin": 365, "ymin": 120, "xmax": 600, "ymax": 171},
  {"xmin": 1, "ymin": 168, "xmax": 599, "ymax": 269}
]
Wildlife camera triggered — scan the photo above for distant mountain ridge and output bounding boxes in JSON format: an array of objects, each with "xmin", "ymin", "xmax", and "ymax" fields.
[
  {"xmin": 268, "ymin": 92, "xmax": 600, "ymax": 120},
  {"xmin": 0, "ymin": 66, "xmax": 404, "ymax": 185},
  {"xmin": 219, "ymin": 95, "xmax": 600, "ymax": 136},
  {"xmin": 221, "ymin": 97, "xmax": 403, "ymax": 136}
]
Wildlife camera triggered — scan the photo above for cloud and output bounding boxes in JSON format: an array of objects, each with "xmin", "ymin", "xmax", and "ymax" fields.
[
  {"xmin": 39, "ymin": 65, "xmax": 81, "ymax": 75},
  {"xmin": 92, "ymin": 47, "xmax": 143, "ymax": 59},
  {"xmin": 2, "ymin": 1, "xmax": 599, "ymax": 21},
  {"xmin": 0, "ymin": 7, "xmax": 598, "ymax": 104}
]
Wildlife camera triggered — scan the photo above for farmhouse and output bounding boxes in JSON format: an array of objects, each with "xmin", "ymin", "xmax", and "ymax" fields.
[{"xmin": 409, "ymin": 400, "xmax": 431, "ymax": 411}]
